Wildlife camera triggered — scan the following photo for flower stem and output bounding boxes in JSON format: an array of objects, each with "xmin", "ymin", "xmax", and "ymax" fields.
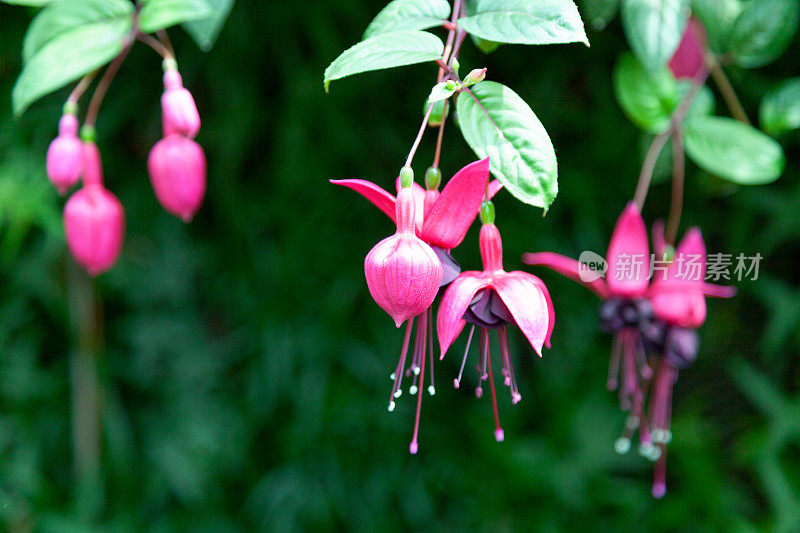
[
  {"xmin": 405, "ymin": 103, "xmax": 435, "ymax": 168},
  {"xmin": 707, "ymin": 56, "xmax": 750, "ymax": 125},
  {"xmin": 665, "ymin": 130, "xmax": 685, "ymax": 245},
  {"xmin": 84, "ymin": 38, "xmax": 134, "ymax": 128},
  {"xmin": 67, "ymin": 72, "xmax": 98, "ymax": 106},
  {"xmin": 432, "ymin": 102, "xmax": 448, "ymax": 168},
  {"xmin": 136, "ymin": 32, "xmax": 173, "ymax": 59}
]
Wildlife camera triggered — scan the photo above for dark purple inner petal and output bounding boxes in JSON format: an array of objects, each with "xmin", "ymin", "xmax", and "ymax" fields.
[
  {"xmin": 432, "ymin": 246, "xmax": 461, "ymax": 287},
  {"xmin": 463, "ymin": 288, "xmax": 513, "ymax": 329}
]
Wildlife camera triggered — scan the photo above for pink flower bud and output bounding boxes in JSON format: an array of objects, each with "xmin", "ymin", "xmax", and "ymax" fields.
[
  {"xmin": 668, "ymin": 19, "xmax": 707, "ymax": 80},
  {"xmin": 364, "ymin": 187, "xmax": 443, "ymax": 327},
  {"xmin": 147, "ymin": 134, "xmax": 206, "ymax": 222},
  {"xmin": 161, "ymin": 69, "xmax": 200, "ymax": 139},
  {"xmin": 46, "ymin": 114, "xmax": 82, "ymax": 195},
  {"xmin": 64, "ymin": 142, "xmax": 125, "ymax": 276},
  {"xmin": 64, "ymin": 185, "xmax": 125, "ymax": 276}
]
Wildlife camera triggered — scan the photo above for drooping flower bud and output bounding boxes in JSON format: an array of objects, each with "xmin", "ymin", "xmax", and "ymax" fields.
[
  {"xmin": 46, "ymin": 113, "xmax": 82, "ymax": 195},
  {"xmin": 668, "ymin": 18, "xmax": 707, "ymax": 80},
  {"xmin": 364, "ymin": 187, "xmax": 443, "ymax": 327},
  {"xmin": 147, "ymin": 134, "xmax": 206, "ymax": 222},
  {"xmin": 161, "ymin": 67, "xmax": 200, "ymax": 139},
  {"xmin": 63, "ymin": 142, "xmax": 124, "ymax": 276}
]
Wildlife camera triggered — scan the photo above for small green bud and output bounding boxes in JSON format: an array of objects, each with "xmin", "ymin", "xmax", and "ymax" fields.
[
  {"xmin": 425, "ymin": 167, "xmax": 441, "ymax": 190},
  {"xmin": 63, "ymin": 101, "xmax": 78, "ymax": 116},
  {"xmin": 399, "ymin": 166, "xmax": 414, "ymax": 188},
  {"xmin": 480, "ymin": 200, "xmax": 495, "ymax": 225},
  {"xmin": 79, "ymin": 125, "xmax": 96, "ymax": 143},
  {"xmin": 463, "ymin": 68, "xmax": 487, "ymax": 87},
  {"xmin": 426, "ymin": 99, "xmax": 449, "ymax": 127},
  {"xmin": 162, "ymin": 57, "xmax": 178, "ymax": 72},
  {"xmin": 451, "ymin": 57, "xmax": 460, "ymax": 75}
]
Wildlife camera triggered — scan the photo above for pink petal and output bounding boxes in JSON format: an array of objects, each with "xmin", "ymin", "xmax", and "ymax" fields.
[
  {"xmin": 421, "ymin": 158, "xmax": 490, "ymax": 249},
  {"xmin": 606, "ymin": 203, "xmax": 650, "ymax": 298},
  {"xmin": 437, "ymin": 272, "xmax": 490, "ymax": 357},
  {"xmin": 330, "ymin": 179, "xmax": 396, "ymax": 222},
  {"xmin": 703, "ymin": 283, "xmax": 737, "ymax": 298},
  {"xmin": 521, "ymin": 252, "xmax": 609, "ymax": 298},
  {"xmin": 493, "ymin": 272, "xmax": 551, "ymax": 356},
  {"xmin": 527, "ymin": 274, "xmax": 555, "ymax": 349},
  {"xmin": 650, "ymin": 227, "xmax": 708, "ymax": 327},
  {"xmin": 668, "ymin": 18, "xmax": 707, "ymax": 80},
  {"xmin": 488, "ymin": 179, "xmax": 503, "ymax": 199}
]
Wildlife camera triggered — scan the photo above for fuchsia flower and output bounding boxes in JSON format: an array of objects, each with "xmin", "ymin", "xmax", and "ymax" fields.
[
  {"xmin": 645, "ymin": 224, "xmax": 736, "ymax": 498},
  {"xmin": 46, "ymin": 113, "xmax": 83, "ymax": 195},
  {"xmin": 438, "ymin": 212, "xmax": 554, "ymax": 442},
  {"xmin": 332, "ymin": 159, "xmax": 497, "ymax": 453},
  {"xmin": 148, "ymin": 134, "xmax": 206, "ymax": 222},
  {"xmin": 63, "ymin": 142, "xmax": 125, "ymax": 276},
  {"xmin": 161, "ymin": 67, "xmax": 200, "ymax": 139},
  {"xmin": 668, "ymin": 18, "xmax": 708, "ymax": 80}
]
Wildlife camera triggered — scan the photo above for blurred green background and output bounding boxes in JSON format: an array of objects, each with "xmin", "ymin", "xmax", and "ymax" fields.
[{"xmin": 1, "ymin": 1, "xmax": 799, "ymax": 531}]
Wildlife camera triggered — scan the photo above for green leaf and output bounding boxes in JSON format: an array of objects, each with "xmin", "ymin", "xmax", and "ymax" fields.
[
  {"xmin": 470, "ymin": 35, "xmax": 501, "ymax": 53},
  {"xmin": 691, "ymin": 0, "xmax": 743, "ymax": 54},
  {"xmin": 323, "ymin": 30, "xmax": 444, "ymax": 92},
  {"xmin": 621, "ymin": 0, "xmax": 690, "ymax": 72},
  {"xmin": 456, "ymin": 80, "xmax": 558, "ymax": 209},
  {"xmin": 138, "ymin": 0, "xmax": 214, "ymax": 34},
  {"xmin": 1, "ymin": 0, "xmax": 50, "ymax": 5},
  {"xmin": 677, "ymin": 79, "xmax": 715, "ymax": 120},
  {"xmin": 363, "ymin": 0, "xmax": 450, "ymax": 39},
  {"xmin": 581, "ymin": 0, "xmax": 619, "ymax": 30},
  {"xmin": 684, "ymin": 116, "xmax": 785, "ymax": 184},
  {"xmin": 22, "ymin": 0, "xmax": 133, "ymax": 63},
  {"xmin": 730, "ymin": 0, "xmax": 800, "ymax": 68},
  {"xmin": 613, "ymin": 53, "xmax": 679, "ymax": 133},
  {"xmin": 760, "ymin": 78, "xmax": 800, "ymax": 136},
  {"xmin": 182, "ymin": 0, "xmax": 234, "ymax": 51},
  {"xmin": 13, "ymin": 17, "xmax": 132, "ymax": 116},
  {"xmin": 427, "ymin": 81, "xmax": 457, "ymax": 103},
  {"xmin": 457, "ymin": 0, "xmax": 589, "ymax": 46}
]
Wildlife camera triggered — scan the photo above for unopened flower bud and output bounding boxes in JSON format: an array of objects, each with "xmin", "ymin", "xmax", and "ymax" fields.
[
  {"xmin": 46, "ymin": 113, "xmax": 82, "ymax": 195},
  {"xmin": 399, "ymin": 166, "xmax": 414, "ymax": 188},
  {"xmin": 424, "ymin": 166, "xmax": 441, "ymax": 190},
  {"xmin": 161, "ymin": 68, "xmax": 200, "ymax": 139},
  {"xmin": 463, "ymin": 68, "xmax": 487, "ymax": 87},
  {"xmin": 426, "ymin": 99, "xmax": 449, "ymax": 127},
  {"xmin": 147, "ymin": 134, "xmax": 206, "ymax": 222}
]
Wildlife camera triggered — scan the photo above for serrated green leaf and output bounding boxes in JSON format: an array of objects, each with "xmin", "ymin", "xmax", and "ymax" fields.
[
  {"xmin": 182, "ymin": 0, "xmax": 234, "ymax": 51},
  {"xmin": 323, "ymin": 30, "xmax": 444, "ymax": 92},
  {"xmin": 760, "ymin": 78, "xmax": 800, "ymax": 136},
  {"xmin": 730, "ymin": 0, "xmax": 800, "ymax": 68},
  {"xmin": 677, "ymin": 79, "xmax": 715, "ymax": 120},
  {"xmin": 691, "ymin": 0, "xmax": 743, "ymax": 54},
  {"xmin": 456, "ymin": 81, "xmax": 558, "ymax": 209},
  {"xmin": 581, "ymin": 0, "xmax": 619, "ymax": 30},
  {"xmin": 621, "ymin": 0, "xmax": 690, "ymax": 72},
  {"xmin": 13, "ymin": 17, "xmax": 132, "ymax": 116},
  {"xmin": 363, "ymin": 0, "xmax": 450, "ymax": 39},
  {"xmin": 427, "ymin": 81, "xmax": 457, "ymax": 103},
  {"xmin": 684, "ymin": 116, "xmax": 785, "ymax": 184},
  {"xmin": 22, "ymin": 0, "xmax": 133, "ymax": 63},
  {"xmin": 139, "ymin": 0, "xmax": 214, "ymax": 34},
  {"xmin": 458, "ymin": 0, "xmax": 588, "ymax": 46},
  {"xmin": 613, "ymin": 53, "xmax": 679, "ymax": 133}
]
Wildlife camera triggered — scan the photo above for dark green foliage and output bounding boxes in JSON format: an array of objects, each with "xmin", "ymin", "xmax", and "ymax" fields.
[{"xmin": 0, "ymin": 1, "xmax": 798, "ymax": 530}]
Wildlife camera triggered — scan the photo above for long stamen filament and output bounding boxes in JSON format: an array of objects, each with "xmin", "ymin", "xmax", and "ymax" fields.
[
  {"xmin": 485, "ymin": 334, "xmax": 503, "ymax": 442},
  {"xmin": 454, "ymin": 325, "xmax": 475, "ymax": 389},
  {"xmin": 409, "ymin": 310, "xmax": 428, "ymax": 454}
]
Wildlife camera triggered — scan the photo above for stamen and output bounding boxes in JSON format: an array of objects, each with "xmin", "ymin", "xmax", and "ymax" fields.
[
  {"xmin": 428, "ymin": 310, "xmax": 435, "ymax": 396},
  {"xmin": 478, "ymin": 329, "xmax": 488, "ymax": 381},
  {"xmin": 607, "ymin": 333, "xmax": 622, "ymax": 391},
  {"xmin": 409, "ymin": 309, "xmax": 428, "ymax": 454},
  {"xmin": 614, "ymin": 437, "xmax": 631, "ymax": 454},
  {"xmin": 454, "ymin": 325, "xmax": 476, "ymax": 389},
  {"xmin": 635, "ymin": 334, "xmax": 653, "ymax": 380},
  {"xmin": 499, "ymin": 327, "xmax": 520, "ymax": 404},
  {"xmin": 389, "ymin": 318, "xmax": 414, "ymax": 408},
  {"xmin": 652, "ymin": 452, "xmax": 667, "ymax": 498},
  {"xmin": 485, "ymin": 334, "xmax": 503, "ymax": 442}
]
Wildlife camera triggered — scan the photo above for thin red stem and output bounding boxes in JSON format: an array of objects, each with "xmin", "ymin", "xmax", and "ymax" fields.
[
  {"xmin": 67, "ymin": 72, "xmax": 98, "ymax": 106},
  {"xmin": 85, "ymin": 39, "xmax": 134, "ymax": 128},
  {"xmin": 405, "ymin": 103, "xmax": 435, "ymax": 168},
  {"xmin": 136, "ymin": 32, "xmax": 173, "ymax": 59},
  {"xmin": 665, "ymin": 130, "xmax": 685, "ymax": 245},
  {"xmin": 432, "ymin": 101, "xmax": 447, "ymax": 168}
]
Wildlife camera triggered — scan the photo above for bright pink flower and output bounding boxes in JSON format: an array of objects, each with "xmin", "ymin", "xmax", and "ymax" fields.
[
  {"xmin": 161, "ymin": 68, "xmax": 200, "ymax": 139},
  {"xmin": 365, "ymin": 186, "xmax": 443, "ymax": 327},
  {"xmin": 668, "ymin": 18, "xmax": 707, "ymax": 80},
  {"xmin": 438, "ymin": 221, "xmax": 554, "ymax": 441},
  {"xmin": 148, "ymin": 134, "xmax": 207, "ymax": 222},
  {"xmin": 46, "ymin": 113, "xmax": 82, "ymax": 195},
  {"xmin": 63, "ymin": 142, "xmax": 125, "ymax": 276}
]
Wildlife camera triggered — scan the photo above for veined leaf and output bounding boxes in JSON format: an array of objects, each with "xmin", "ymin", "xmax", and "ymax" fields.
[
  {"xmin": 363, "ymin": 0, "xmax": 450, "ymax": 39},
  {"xmin": 684, "ymin": 116, "xmax": 785, "ymax": 185},
  {"xmin": 1, "ymin": 0, "xmax": 50, "ymax": 6},
  {"xmin": 324, "ymin": 30, "xmax": 444, "ymax": 92},
  {"xmin": 458, "ymin": 0, "xmax": 588, "ymax": 46},
  {"xmin": 730, "ymin": 0, "xmax": 800, "ymax": 68},
  {"xmin": 183, "ymin": 0, "xmax": 234, "ymax": 51},
  {"xmin": 456, "ymin": 80, "xmax": 558, "ymax": 209},
  {"xmin": 691, "ymin": 0, "xmax": 743, "ymax": 54},
  {"xmin": 139, "ymin": 0, "xmax": 214, "ymax": 34},
  {"xmin": 613, "ymin": 53, "xmax": 679, "ymax": 133},
  {"xmin": 427, "ymin": 81, "xmax": 457, "ymax": 103},
  {"xmin": 13, "ymin": 17, "xmax": 132, "ymax": 116},
  {"xmin": 760, "ymin": 78, "xmax": 800, "ymax": 136},
  {"xmin": 621, "ymin": 0, "xmax": 690, "ymax": 72},
  {"xmin": 22, "ymin": 0, "xmax": 133, "ymax": 63}
]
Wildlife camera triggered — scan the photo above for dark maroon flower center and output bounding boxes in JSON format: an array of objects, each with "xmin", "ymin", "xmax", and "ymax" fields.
[{"xmin": 463, "ymin": 288, "xmax": 513, "ymax": 329}]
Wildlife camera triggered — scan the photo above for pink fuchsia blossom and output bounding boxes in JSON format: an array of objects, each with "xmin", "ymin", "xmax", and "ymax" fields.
[
  {"xmin": 438, "ymin": 217, "xmax": 554, "ymax": 441},
  {"xmin": 668, "ymin": 18, "xmax": 708, "ymax": 80},
  {"xmin": 63, "ymin": 142, "xmax": 125, "ymax": 276},
  {"xmin": 46, "ymin": 113, "xmax": 83, "ymax": 195},
  {"xmin": 148, "ymin": 134, "xmax": 207, "ymax": 222},
  {"xmin": 161, "ymin": 68, "xmax": 200, "ymax": 139}
]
